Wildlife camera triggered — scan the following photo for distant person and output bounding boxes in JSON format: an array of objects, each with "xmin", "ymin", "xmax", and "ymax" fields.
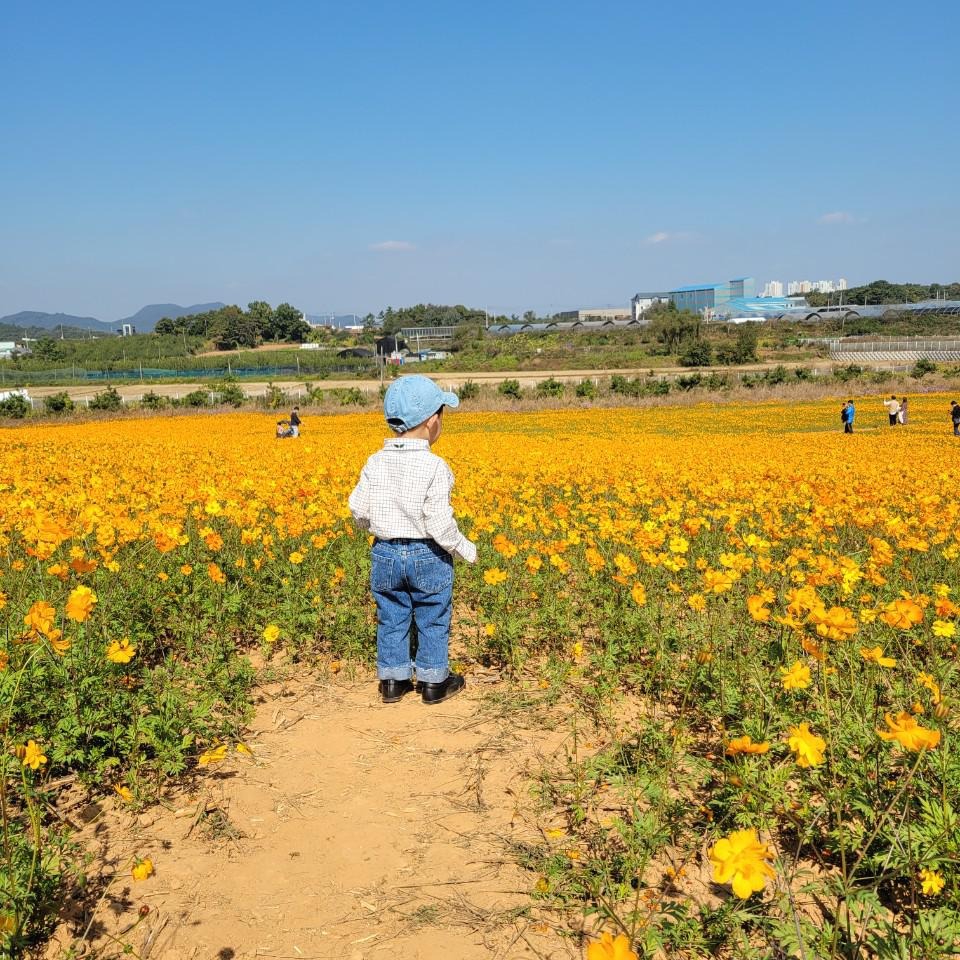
[
  {"xmin": 882, "ymin": 395, "xmax": 900, "ymax": 426},
  {"xmin": 951, "ymin": 400, "xmax": 960, "ymax": 436},
  {"xmin": 289, "ymin": 405, "xmax": 302, "ymax": 438},
  {"xmin": 898, "ymin": 397, "xmax": 909, "ymax": 425},
  {"xmin": 841, "ymin": 399, "xmax": 855, "ymax": 433}
]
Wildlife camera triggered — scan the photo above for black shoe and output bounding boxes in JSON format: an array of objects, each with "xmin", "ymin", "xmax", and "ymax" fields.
[
  {"xmin": 420, "ymin": 673, "xmax": 466, "ymax": 705},
  {"xmin": 379, "ymin": 679, "xmax": 414, "ymax": 703}
]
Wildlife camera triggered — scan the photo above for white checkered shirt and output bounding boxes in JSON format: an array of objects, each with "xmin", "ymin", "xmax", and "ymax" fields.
[{"xmin": 348, "ymin": 438, "xmax": 477, "ymax": 563}]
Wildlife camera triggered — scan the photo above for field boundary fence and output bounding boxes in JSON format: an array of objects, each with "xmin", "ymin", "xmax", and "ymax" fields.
[{"xmin": 0, "ymin": 361, "xmax": 377, "ymax": 385}]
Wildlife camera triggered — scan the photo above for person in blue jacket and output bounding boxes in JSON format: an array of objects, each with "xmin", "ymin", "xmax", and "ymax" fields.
[{"xmin": 841, "ymin": 399, "xmax": 855, "ymax": 433}]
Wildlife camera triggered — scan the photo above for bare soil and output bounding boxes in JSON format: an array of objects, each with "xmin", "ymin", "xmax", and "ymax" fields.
[{"xmin": 45, "ymin": 670, "xmax": 576, "ymax": 960}]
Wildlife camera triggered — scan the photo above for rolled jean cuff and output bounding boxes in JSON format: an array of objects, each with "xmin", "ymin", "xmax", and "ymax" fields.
[
  {"xmin": 377, "ymin": 664, "xmax": 413, "ymax": 681},
  {"xmin": 415, "ymin": 666, "xmax": 449, "ymax": 684}
]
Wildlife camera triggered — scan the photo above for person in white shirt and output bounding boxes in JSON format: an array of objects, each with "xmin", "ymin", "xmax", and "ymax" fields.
[
  {"xmin": 882, "ymin": 395, "xmax": 900, "ymax": 426},
  {"xmin": 349, "ymin": 375, "xmax": 477, "ymax": 705}
]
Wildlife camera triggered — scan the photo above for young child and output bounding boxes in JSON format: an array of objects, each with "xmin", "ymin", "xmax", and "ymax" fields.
[{"xmin": 348, "ymin": 375, "xmax": 477, "ymax": 704}]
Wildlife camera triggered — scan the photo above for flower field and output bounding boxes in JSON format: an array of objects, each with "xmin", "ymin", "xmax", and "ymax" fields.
[{"xmin": 2, "ymin": 396, "xmax": 959, "ymax": 957}]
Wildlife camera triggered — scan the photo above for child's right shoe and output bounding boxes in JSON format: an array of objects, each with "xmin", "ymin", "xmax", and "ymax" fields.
[
  {"xmin": 420, "ymin": 672, "xmax": 465, "ymax": 705},
  {"xmin": 379, "ymin": 679, "xmax": 415, "ymax": 703}
]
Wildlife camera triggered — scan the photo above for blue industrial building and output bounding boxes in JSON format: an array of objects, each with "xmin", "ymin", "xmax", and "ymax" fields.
[{"xmin": 669, "ymin": 278, "xmax": 756, "ymax": 314}]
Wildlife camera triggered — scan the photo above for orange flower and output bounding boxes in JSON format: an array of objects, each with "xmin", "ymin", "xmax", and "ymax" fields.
[
  {"xmin": 747, "ymin": 595, "xmax": 770, "ymax": 622},
  {"xmin": 207, "ymin": 562, "xmax": 227, "ymax": 585},
  {"xmin": 65, "ymin": 585, "xmax": 97, "ymax": 623},
  {"xmin": 725, "ymin": 735, "xmax": 770, "ymax": 756},
  {"xmin": 877, "ymin": 712, "xmax": 941, "ymax": 751},
  {"xmin": 24, "ymin": 600, "xmax": 57, "ymax": 637},
  {"xmin": 586, "ymin": 932, "xmax": 638, "ymax": 960},
  {"xmin": 703, "ymin": 569, "xmax": 736, "ymax": 594},
  {"xmin": 880, "ymin": 598, "xmax": 924, "ymax": 630},
  {"xmin": 860, "ymin": 646, "xmax": 896, "ymax": 668}
]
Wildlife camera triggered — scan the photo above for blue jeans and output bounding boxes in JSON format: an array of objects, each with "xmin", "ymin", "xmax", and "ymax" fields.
[{"xmin": 371, "ymin": 539, "xmax": 453, "ymax": 684}]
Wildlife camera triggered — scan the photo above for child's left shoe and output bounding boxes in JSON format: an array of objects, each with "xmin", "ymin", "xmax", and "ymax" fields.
[{"xmin": 379, "ymin": 679, "xmax": 415, "ymax": 703}]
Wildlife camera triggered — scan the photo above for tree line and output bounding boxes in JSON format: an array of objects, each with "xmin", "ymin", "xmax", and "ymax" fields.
[
  {"xmin": 154, "ymin": 301, "xmax": 310, "ymax": 348},
  {"xmin": 805, "ymin": 280, "xmax": 960, "ymax": 307}
]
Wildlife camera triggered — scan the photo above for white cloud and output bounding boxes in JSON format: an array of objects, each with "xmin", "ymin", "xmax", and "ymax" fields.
[
  {"xmin": 818, "ymin": 211, "xmax": 855, "ymax": 225},
  {"xmin": 644, "ymin": 230, "xmax": 695, "ymax": 245},
  {"xmin": 369, "ymin": 240, "xmax": 415, "ymax": 252}
]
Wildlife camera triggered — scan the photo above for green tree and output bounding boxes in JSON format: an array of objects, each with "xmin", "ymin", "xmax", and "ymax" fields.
[
  {"xmin": 32, "ymin": 338, "xmax": 66, "ymax": 362},
  {"xmin": 271, "ymin": 303, "xmax": 310, "ymax": 342},
  {"xmin": 43, "ymin": 391, "xmax": 74, "ymax": 414},
  {"xmin": 212, "ymin": 306, "xmax": 260, "ymax": 349},
  {"xmin": 679, "ymin": 339, "xmax": 713, "ymax": 367},
  {"xmin": 647, "ymin": 307, "xmax": 700, "ymax": 354},
  {"xmin": 88, "ymin": 386, "xmax": 123, "ymax": 411},
  {"xmin": 733, "ymin": 324, "xmax": 759, "ymax": 363}
]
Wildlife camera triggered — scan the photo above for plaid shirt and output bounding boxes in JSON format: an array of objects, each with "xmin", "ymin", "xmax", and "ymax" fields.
[{"xmin": 348, "ymin": 438, "xmax": 477, "ymax": 563}]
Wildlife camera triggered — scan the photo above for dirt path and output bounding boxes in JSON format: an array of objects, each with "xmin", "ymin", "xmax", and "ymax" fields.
[
  {"xmin": 25, "ymin": 362, "xmax": 830, "ymax": 404},
  {"xmin": 48, "ymin": 673, "xmax": 573, "ymax": 960}
]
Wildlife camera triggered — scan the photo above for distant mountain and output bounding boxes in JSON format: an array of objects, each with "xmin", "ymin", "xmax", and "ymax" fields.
[
  {"xmin": 0, "ymin": 310, "xmax": 114, "ymax": 334},
  {"xmin": 116, "ymin": 302, "xmax": 226, "ymax": 333}
]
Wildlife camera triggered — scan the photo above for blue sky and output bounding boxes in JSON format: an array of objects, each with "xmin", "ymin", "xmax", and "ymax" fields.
[{"xmin": 1, "ymin": 0, "xmax": 957, "ymax": 320}]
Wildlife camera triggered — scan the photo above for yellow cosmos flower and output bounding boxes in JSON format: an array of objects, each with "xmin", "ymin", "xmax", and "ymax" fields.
[
  {"xmin": 877, "ymin": 712, "xmax": 941, "ymax": 751},
  {"xmin": 131, "ymin": 857, "xmax": 154, "ymax": 881},
  {"xmin": 17, "ymin": 739, "xmax": 48, "ymax": 770},
  {"xmin": 786, "ymin": 723, "xmax": 826, "ymax": 767},
  {"xmin": 613, "ymin": 553, "xmax": 638, "ymax": 577},
  {"xmin": 725, "ymin": 735, "xmax": 771, "ymax": 756},
  {"xmin": 917, "ymin": 672, "xmax": 942, "ymax": 704},
  {"xmin": 180, "ymin": 564, "xmax": 193, "ymax": 575},
  {"xmin": 586, "ymin": 933, "xmax": 638, "ymax": 960},
  {"xmin": 483, "ymin": 567, "xmax": 508, "ymax": 586},
  {"xmin": 932, "ymin": 620, "xmax": 956, "ymax": 638},
  {"xmin": 48, "ymin": 630, "xmax": 70, "ymax": 657},
  {"xmin": 859, "ymin": 646, "xmax": 896, "ymax": 668},
  {"xmin": 0, "ymin": 650, "xmax": 8, "ymax": 672},
  {"xmin": 65, "ymin": 585, "xmax": 97, "ymax": 623},
  {"xmin": 709, "ymin": 828, "xmax": 776, "ymax": 898},
  {"xmin": 879, "ymin": 598, "xmax": 924, "ymax": 630},
  {"xmin": 198, "ymin": 744, "xmax": 229, "ymax": 766},
  {"xmin": 630, "ymin": 582, "xmax": 647, "ymax": 606},
  {"xmin": 24, "ymin": 600, "xmax": 57, "ymax": 637},
  {"xmin": 114, "ymin": 784, "xmax": 133, "ymax": 802},
  {"xmin": 919, "ymin": 868, "xmax": 945, "ymax": 896},
  {"xmin": 106, "ymin": 638, "xmax": 136, "ymax": 664},
  {"xmin": 687, "ymin": 593, "xmax": 707, "ymax": 612},
  {"xmin": 262, "ymin": 624, "xmax": 281, "ymax": 643},
  {"xmin": 483, "ymin": 623, "xmax": 496, "ymax": 637},
  {"xmin": 747, "ymin": 595, "xmax": 771, "ymax": 622},
  {"xmin": 703, "ymin": 569, "xmax": 736, "ymax": 594},
  {"xmin": 779, "ymin": 661, "xmax": 811, "ymax": 690},
  {"xmin": 289, "ymin": 551, "xmax": 305, "ymax": 565},
  {"xmin": 525, "ymin": 554, "xmax": 542, "ymax": 574},
  {"xmin": 810, "ymin": 605, "xmax": 858, "ymax": 640}
]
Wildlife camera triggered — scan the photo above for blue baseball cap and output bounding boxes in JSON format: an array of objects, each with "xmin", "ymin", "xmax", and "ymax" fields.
[{"xmin": 383, "ymin": 375, "xmax": 459, "ymax": 433}]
